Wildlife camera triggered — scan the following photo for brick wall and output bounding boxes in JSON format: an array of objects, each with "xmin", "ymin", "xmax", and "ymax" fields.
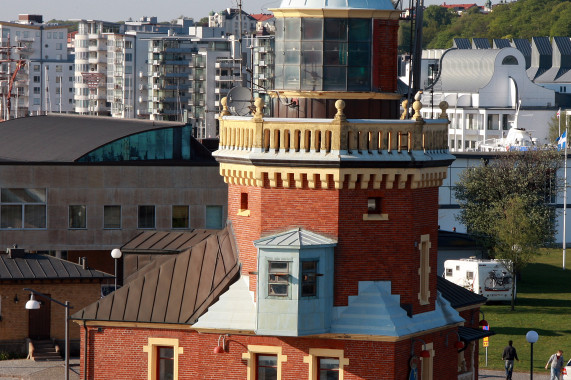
[
  {"xmin": 228, "ymin": 180, "xmax": 439, "ymax": 313},
  {"xmin": 81, "ymin": 325, "xmax": 460, "ymax": 380},
  {"xmin": 0, "ymin": 282, "xmax": 103, "ymax": 342},
  {"xmin": 372, "ymin": 19, "xmax": 400, "ymax": 93}
]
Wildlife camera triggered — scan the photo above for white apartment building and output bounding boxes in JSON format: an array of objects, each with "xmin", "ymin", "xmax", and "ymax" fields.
[
  {"xmin": 0, "ymin": 15, "xmax": 73, "ymax": 119},
  {"xmin": 74, "ymin": 20, "xmax": 123, "ymax": 115},
  {"xmin": 209, "ymin": 8, "xmax": 257, "ymax": 37}
]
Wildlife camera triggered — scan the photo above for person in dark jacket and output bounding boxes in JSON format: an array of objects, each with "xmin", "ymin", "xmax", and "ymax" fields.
[{"xmin": 502, "ymin": 340, "xmax": 519, "ymax": 380}]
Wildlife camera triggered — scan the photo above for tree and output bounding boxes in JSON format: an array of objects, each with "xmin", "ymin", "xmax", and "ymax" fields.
[
  {"xmin": 455, "ymin": 150, "xmax": 562, "ymax": 287},
  {"xmin": 493, "ymin": 195, "xmax": 545, "ymax": 310},
  {"xmin": 548, "ymin": 112, "xmax": 569, "ymax": 144}
]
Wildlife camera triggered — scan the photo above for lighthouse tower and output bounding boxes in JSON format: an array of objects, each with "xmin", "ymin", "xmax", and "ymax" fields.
[{"xmin": 201, "ymin": 0, "xmax": 465, "ymax": 378}]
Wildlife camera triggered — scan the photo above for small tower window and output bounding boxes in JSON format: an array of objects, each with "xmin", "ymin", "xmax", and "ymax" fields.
[
  {"xmin": 367, "ymin": 197, "xmax": 382, "ymax": 214},
  {"xmin": 238, "ymin": 192, "xmax": 250, "ymax": 216},
  {"xmin": 268, "ymin": 261, "xmax": 290, "ymax": 297},
  {"xmin": 301, "ymin": 260, "xmax": 318, "ymax": 297}
]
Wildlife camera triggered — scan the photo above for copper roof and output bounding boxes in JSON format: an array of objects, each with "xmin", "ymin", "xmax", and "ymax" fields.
[
  {"xmin": 72, "ymin": 227, "xmax": 239, "ymax": 324},
  {"xmin": 0, "ymin": 251, "xmax": 112, "ymax": 281}
]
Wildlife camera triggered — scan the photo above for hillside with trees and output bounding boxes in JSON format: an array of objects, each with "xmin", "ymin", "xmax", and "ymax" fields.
[{"xmin": 399, "ymin": 0, "xmax": 571, "ymax": 51}]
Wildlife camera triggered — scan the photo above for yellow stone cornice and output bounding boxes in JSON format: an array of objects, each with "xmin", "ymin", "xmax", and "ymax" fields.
[
  {"xmin": 270, "ymin": 8, "xmax": 401, "ymax": 20},
  {"xmin": 219, "ymin": 163, "xmax": 448, "ymax": 190}
]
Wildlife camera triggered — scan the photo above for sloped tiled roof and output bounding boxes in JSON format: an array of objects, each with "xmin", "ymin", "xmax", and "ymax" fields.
[
  {"xmin": 437, "ymin": 276, "xmax": 487, "ymax": 309},
  {"xmin": 0, "ymin": 251, "xmax": 112, "ymax": 280},
  {"xmin": 72, "ymin": 227, "xmax": 239, "ymax": 325}
]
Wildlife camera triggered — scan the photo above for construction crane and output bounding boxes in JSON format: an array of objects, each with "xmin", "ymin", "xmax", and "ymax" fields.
[{"xmin": 6, "ymin": 60, "xmax": 25, "ymax": 118}]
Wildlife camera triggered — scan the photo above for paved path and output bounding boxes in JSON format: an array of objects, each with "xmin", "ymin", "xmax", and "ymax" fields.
[
  {"xmin": 480, "ymin": 369, "xmax": 551, "ymax": 379},
  {"xmin": 0, "ymin": 358, "xmax": 79, "ymax": 380},
  {"xmin": 0, "ymin": 359, "xmax": 555, "ymax": 379}
]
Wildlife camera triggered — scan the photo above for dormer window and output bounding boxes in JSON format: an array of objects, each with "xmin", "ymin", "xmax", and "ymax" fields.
[{"xmin": 268, "ymin": 261, "xmax": 289, "ymax": 297}]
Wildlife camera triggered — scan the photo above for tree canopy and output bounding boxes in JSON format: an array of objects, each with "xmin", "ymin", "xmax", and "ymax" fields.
[
  {"xmin": 455, "ymin": 149, "xmax": 561, "ymax": 253},
  {"xmin": 408, "ymin": 0, "xmax": 571, "ymax": 50}
]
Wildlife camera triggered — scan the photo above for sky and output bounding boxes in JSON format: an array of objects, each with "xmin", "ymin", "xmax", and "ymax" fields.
[{"xmin": 4, "ymin": 0, "xmax": 486, "ymax": 23}]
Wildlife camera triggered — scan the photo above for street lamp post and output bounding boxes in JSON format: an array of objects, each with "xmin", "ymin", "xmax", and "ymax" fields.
[
  {"xmin": 24, "ymin": 288, "xmax": 73, "ymax": 380},
  {"xmin": 526, "ymin": 330, "xmax": 539, "ymax": 380},
  {"xmin": 111, "ymin": 248, "xmax": 122, "ymax": 291}
]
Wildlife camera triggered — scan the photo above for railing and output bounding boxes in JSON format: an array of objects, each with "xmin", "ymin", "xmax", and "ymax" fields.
[{"xmin": 219, "ymin": 119, "xmax": 449, "ymax": 153}]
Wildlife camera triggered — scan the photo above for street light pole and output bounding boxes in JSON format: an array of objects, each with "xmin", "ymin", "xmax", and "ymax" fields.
[
  {"xmin": 111, "ymin": 248, "xmax": 122, "ymax": 291},
  {"xmin": 526, "ymin": 330, "xmax": 539, "ymax": 380},
  {"xmin": 24, "ymin": 288, "xmax": 73, "ymax": 380}
]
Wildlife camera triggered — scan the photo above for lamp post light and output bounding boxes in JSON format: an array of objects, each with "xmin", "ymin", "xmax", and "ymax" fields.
[
  {"xmin": 24, "ymin": 288, "xmax": 73, "ymax": 380},
  {"xmin": 111, "ymin": 248, "xmax": 122, "ymax": 291},
  {"xmin": 526, "ymin": 330, "xmax": 539, "ymax": 380}
]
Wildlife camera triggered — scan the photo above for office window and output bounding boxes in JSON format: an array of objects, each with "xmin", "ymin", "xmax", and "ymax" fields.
[
  {"xmin": 257, "ymin": 355, "xmax": 278, "ymax": 380},
  {"xmin": 205, "ymin": 205, "xmax": 223, "ymax": 229},
  {"xmin": 33, "ymin": 87, "xmax": 40, "ymax": 94},
  {"xmin": 69, "ymin": 205, "xmax": 86, "ymax": 229},
  {"xmin": 56, "ymin": 43, "xmax": 63, "ymax": 50},
  {"xmin": 104, "ymin": 205, "xmax": 121, "ymax": 229},
  {"xmin": 157, "ymin": 347, "xmax": 174, "ymax": 380},
  {"xmin": 33, "ymin": 65, "xmax": 40, "ymax": 71},
  {"xmin": 33, "ymin": 76, "xmax": 40, "ymax": 83},
  {"xmin": 172, "ymin": 205, "xmax": 189, "ymax": 229},
  {"xmin": 301, "ymin": 260, "xmax": 318, "ymax": 297},
  {"xmin": 125, "ymin": 53, "xmax": 133, "ymax": 61},
  {"xmin": 143, "ymin": 338, "xmax": 182, "ymax": 380},
  {"xmin": 268, "ymin": 261, "xmax": 289, "ymax": 297},
  {"xmin": 138, "ymin": 205, "xmax": 155, "ymax": 229},
  {"xmin": 304, "ymin": 348, "xmax": 349, "ymax": 380},
  {"xmin": 33, "ymin": 98, "xmax": 40, "ymax": 105},
  {"xmin": 318, "ymin": 358, "xmax": 340, "ymax": 380},
  {"xmin": 0, "ymin": 188, "xmax": 46, "ymax": 229}
]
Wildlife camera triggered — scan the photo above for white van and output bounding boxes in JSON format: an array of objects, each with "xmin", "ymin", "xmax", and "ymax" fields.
[{"xmin": 443, "ymin": 258, "xmax": 514, "ymax": 302}]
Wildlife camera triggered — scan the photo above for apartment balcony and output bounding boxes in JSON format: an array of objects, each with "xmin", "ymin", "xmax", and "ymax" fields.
[
  {"xmin": 164, "ymin": 59, "xmax": 190, "ymax": 65},
  {"xmin": 216, "ymin": 75, "xmax": 234, "ymax": 81},
  {"xmin": 165, "ymin": 72, "xmax": 188, "ymax": 78},
  {"xmin": 153, "ymin": 84, "xmax": 160, "ymax": 90},
  {"xmin": 88, "ymin": 56, "xmax": 106, "ymax": 64}
]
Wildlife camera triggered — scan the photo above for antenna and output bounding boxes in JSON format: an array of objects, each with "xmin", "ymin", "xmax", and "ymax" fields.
[{"xmin": 226, "ymin": 86, "xmax": 253, "ymax": 116}]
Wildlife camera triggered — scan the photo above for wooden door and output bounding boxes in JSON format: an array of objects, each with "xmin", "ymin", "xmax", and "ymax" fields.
[{"xmin": 28, "ymin": 295, "xmax": 51, "ymax": 340}]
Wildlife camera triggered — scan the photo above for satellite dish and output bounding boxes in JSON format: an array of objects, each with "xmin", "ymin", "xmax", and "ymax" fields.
[{"xmin": 227, "ymin": 86, "xmax": 253, "ymax": 116}]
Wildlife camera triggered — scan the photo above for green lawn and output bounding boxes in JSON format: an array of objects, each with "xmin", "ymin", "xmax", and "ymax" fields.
[{"xmin": 478, "ymin": 249, "xmax": 571, "ymax": 374}]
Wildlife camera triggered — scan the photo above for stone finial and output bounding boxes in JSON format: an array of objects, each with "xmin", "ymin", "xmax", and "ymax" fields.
[
  {"xmin": 334, "ymin": 99, "xmax": 346, "ymax": 121},
  {"xmin": 400, "ymin": 99, "xmax": 409, "ymax": 120},
  {"xmin": 412, "ymin": 93, "xmax": 423, "ymax": 121},
  {"xmin": 439, "ymin": 101, "xmax": 449, "ymax": 119},
  {"xmin": 254, "ymin": 97, "xmax": 264, "ymax": 119},
  {"xmin": 220, "ymin": 97, "xmax": 231, "ymax": 117}
]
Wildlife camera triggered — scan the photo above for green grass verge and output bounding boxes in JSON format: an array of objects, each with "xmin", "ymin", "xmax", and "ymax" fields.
[{"xmin": 478, "ymin": 249, "xmax": 571, "ymax": 374}]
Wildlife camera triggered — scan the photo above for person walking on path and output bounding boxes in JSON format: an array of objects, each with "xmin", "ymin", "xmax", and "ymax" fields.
[
  {"xmin": 546, "ymin": 350, "xmax": 565, "ymax": 380},
  {"xmin": 502, "ymin": 340, "xmax": 519, "ymax": 380}
]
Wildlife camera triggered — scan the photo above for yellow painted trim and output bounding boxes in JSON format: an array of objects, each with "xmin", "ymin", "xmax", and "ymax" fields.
[
  {"xmin": 418, "ymin": 234, "xmax": 432, "ymax": 305},
  {"xmin": 142, "ymin": 337, "xmax": 183, "ymax": 380},
  {"xmin": 237, "ymin": 209, "xmax": 251, "ymax": 217},
  {"xmin": 269, "ymin": 90, "xmax": 402, "ymax": 100},
  {"xmin": 269, "ymin": 8, "xmax": 401, "ymax": 20},
  {"xmin": 242, "ymin": 345, "xmax": 288, "ymax": 380},
  {"xmin": 219, "ymin": 163, "xmax": 448, "ymax": 190},
  {"xmin": 304, "ymin": 348, "xmax": 349, "ymax": 380},
  {"xmin": 72, "ymin": 320, "xmax": 191, "ymax": 330},
  {"xmin": 421, "ymin": 342, "xmax": 434, "ymax": 380},
  {"xmin": 362, "ymin": 213, "xmax": 389, "ymax": 221}
]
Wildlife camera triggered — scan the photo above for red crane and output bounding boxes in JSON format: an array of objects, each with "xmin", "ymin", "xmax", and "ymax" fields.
[{"xmin": 6, "ymin": 60, "xmax": 26, "ymax": 117}]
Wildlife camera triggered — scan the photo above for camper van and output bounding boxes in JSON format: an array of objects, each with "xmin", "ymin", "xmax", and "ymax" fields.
[{"xmin": 443, "ymin": 258, "xmax": 514, "ymax": 302}]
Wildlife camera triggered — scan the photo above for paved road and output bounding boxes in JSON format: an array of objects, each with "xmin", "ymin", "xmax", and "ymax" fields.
[{"xmin": 0, "ymin": 359, "xmax": 555, "ymax": 379}]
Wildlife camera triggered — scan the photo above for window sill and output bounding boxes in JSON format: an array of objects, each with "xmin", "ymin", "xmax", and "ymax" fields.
[
  {"xmin": 362, "ymin": 213, "xmax": 388, "ymax": 221},
  {"xmin": 237, "ymin": 209, "xmax": 250, "ymax": 217}
]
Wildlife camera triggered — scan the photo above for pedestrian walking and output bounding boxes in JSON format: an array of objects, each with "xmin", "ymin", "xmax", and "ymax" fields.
[
  {"xmin": 546, "ymin": 350, "xmax": 565, "ymax": 380},
  {"xmin": 502, "ymin": 340, "xmax": 519, "ymax": 380}
]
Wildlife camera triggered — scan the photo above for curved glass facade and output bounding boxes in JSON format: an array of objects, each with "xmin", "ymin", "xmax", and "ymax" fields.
[
  {"xmin": 77, "ymin": 125, "xmax": 193, "ymax": 162},
  {"xmin": 275, "ymin": 17, "xmax": 372, "ymax": 92}
]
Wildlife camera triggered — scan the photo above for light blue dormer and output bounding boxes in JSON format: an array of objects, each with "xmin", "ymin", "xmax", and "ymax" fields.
[{"xmin": 254, "ymin": 228, "xmax": 337, "ymax": 336}]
